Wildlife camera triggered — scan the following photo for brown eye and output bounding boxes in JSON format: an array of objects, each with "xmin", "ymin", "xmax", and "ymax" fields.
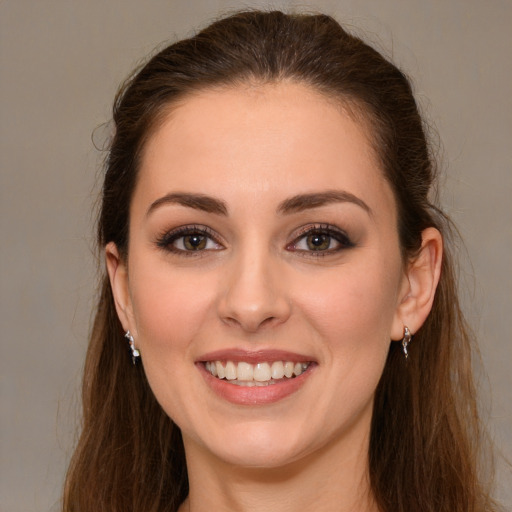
[
  {"xmin": 288, "ymin": 225, "xmax": 354, "ymax": 256},
  {"xmin": 183, "ymin": 234, "xmax": 207, "ymax": 250},
  {"xmin": 306, "ymin": 233, "xmax": 332, "ymax": 251},
  {"xmin": 156, "ymin": 226, "xmax": 223, "ymax": 254}
]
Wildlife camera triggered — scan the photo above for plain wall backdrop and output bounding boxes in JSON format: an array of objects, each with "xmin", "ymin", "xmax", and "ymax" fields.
[{"xmin": 1, "ymin": 1, "xmax": 511, "ymax": 510}]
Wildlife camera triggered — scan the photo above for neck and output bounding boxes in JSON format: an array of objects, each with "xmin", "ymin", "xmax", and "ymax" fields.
[{"xmin": 180, "ymin": 417, "xmax": 378, "ymax": 512}]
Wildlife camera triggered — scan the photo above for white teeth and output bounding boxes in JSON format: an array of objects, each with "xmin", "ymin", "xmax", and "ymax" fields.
[
  {"xmin": 225, "ymin": 361, "xmax": 237, "ymax": 380},
  {"xmin": 271, "ymin": 361, "xmax": 285, "ymax": 379},
  {"xmin": 216, "ymin": 361, "xmax": 225, "ymax": 379},
  {"xmin": 284, "ymin": 361, "xmax": 294, "ymax": 378},
  {"xmin": 231, "ymin": 380, "xmax": 271, "ymax": 387},
  {"xmin": 237, "ymin": 361, "xmax": 254, "ymax": 381},
  {"xmin": 253, "ymin": 362, "xmax": 271, "ymax": 382},
  {"xmin": 205, "ymin": 360, "xmax": 311, "ymax": 383}
]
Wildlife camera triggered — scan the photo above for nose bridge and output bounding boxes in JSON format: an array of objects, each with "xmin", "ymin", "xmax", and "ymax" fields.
[{"xmin": 217, "ymin": 238, "xmax": 291, "ymax": 332}]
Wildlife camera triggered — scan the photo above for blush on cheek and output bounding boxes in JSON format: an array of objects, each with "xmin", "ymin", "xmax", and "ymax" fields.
[{"xmin": 308, "ymin": 274, "xmax": 395, "ymax": 336}]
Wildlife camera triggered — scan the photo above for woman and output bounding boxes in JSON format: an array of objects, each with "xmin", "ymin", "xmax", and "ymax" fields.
[{"xmin": 63, "ymin": 10, "xmax": 500, "ymax": 512}]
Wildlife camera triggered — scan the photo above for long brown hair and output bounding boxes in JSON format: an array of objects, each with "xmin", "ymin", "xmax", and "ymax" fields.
[{"xmin": 63, "ymin": 10, "xmax": 499, "ymax": 511}]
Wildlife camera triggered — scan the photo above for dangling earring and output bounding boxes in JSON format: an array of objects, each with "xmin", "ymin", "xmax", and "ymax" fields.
[
  {"xmin": 401, "ymin": 326, "xmax": 412, "ymax": 359},
  {"xmin": 125, "ymin": 330, "xmax": 140, "ymax": 364}
]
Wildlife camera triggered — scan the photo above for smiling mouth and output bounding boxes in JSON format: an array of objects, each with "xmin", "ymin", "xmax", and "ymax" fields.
[{"xmin": 204, "ymin": 360, "xmax": 311, "ymax": 386}]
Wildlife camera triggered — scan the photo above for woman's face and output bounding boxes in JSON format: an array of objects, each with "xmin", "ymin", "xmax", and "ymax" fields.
[{"xmin": 110, "ymin": 83, "xmax": 410, "ymax": 468}]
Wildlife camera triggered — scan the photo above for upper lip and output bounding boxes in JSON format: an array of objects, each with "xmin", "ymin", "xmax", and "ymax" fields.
[{"xmin": 197, "ymin": 348, "xmax": 315, "ymax": 364}]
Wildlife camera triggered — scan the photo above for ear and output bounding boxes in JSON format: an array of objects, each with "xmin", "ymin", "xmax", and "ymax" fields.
[
  {"xmin": 105, "ymin": 242, "xmax": 137, "ymax": 336},
  {"xmin": 391, "ymin": 227, "xmax": 443, "ymax": 340}
]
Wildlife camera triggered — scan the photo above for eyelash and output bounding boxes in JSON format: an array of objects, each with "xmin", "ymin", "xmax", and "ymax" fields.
[
  {"xmin": 156, "ymin": 225, "xmax": 222, "ymax": 257},
  {"xmin": 287, "ymin": 223, "xmax": 354, "ymax": 257},
  {"xmin": 155, "ymin": 223, "xmax": 354, "ymax": 257}
]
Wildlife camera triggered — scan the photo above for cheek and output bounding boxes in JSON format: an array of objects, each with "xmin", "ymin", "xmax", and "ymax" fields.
[
  {"xmin": 129, "ymin": 262, "xmax": 217, "ymax": 359},
  {"xmin": 305, "ymin": 269, "xmax": 399, "ymax": 338},
  {"xmin": 295, "ymin": 263, "xmax": 400, "ymax": 423},
  {"xmin": 127, "ymin": 261, "xmax": 222, "ymax": 426},
  {"xmin": 294, "ymin": 251, "xmax": 402, "ymax": 370}
]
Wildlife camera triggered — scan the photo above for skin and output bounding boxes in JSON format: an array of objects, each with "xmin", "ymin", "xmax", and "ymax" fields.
[{"xmin": 107, "ymin": 82, "xmax": 442, "ymax": 512}]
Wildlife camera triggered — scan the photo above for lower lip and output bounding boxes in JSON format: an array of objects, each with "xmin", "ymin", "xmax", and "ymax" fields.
[{"xmin": 197, "ymin": 363, "xmax": 315, "ymax": 405}]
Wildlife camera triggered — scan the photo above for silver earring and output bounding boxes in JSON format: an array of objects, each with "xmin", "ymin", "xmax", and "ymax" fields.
[
  {"xmin": 125, "ymin": 330, "xmax": 140, "ymax": 364},
  {"xmin": 402, "ymin": 326, "xmax": 412, "ymax": 359}
]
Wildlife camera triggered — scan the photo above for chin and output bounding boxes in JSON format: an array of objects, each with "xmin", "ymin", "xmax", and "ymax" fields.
[
  {"xmin": 186, "ymin": 418, "xmax": 319, "ymax": 469},
  {"xmin": 211, "ymin": 441, "xmax": 308, "ymax": 469}
]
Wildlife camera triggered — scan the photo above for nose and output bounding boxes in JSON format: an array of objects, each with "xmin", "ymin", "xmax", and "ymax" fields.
[{"xmin": 216, "ymin": 248, "xmax": 292, "ymax": 333}]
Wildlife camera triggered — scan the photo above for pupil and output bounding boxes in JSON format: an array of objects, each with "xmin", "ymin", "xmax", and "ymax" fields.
[
  {"xmin": 308, "ymin": 234, "xmax": 330, "ymax": 250},
  {"xmin": 185, "ymin": 234, "xmax": 206, "ymax": 250}
]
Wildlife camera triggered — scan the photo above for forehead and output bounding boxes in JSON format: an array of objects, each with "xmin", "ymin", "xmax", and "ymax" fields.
[{"xmin": 136, "ymin": 82, "xmax": 395, "ymax": 219}]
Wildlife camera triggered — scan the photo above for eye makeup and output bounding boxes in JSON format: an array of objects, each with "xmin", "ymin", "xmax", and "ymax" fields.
[
  {"xmin": 155, "ymin": 224, "xmax": 224, "ymax": 256},
  {"xmin": 154, "ymin": 221, "xmax": 355, "ymax": 259},
  {"xmin": 287, "ymin": 223, "xmax": 355, "ymax": 258}
]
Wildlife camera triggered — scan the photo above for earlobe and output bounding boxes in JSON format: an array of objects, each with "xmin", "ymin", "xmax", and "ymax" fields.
[
  {"xmin": 105, "ymin": 242, "xmax": 135, "ymax": 334},
  {"xmin": 391, "ymin": 227, "xmax": 443, "ymax": 340}
]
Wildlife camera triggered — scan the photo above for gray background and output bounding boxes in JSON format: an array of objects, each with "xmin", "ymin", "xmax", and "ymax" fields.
[{"xmin": 1, "ymin": 1, "xmax": 511, "ymax": 510}]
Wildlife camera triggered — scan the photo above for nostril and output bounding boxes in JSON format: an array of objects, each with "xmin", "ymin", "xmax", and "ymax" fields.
[
  {"xmin": 216, "ymin": 264, "xmax": 292, "ymax": 332},
  {"xmin": 260, "ymin": 316, "xmax": 277, "ymax": 327},
  {"xmin": 221, "ymin": 313, "xmax": 281, "ymax": 333}
]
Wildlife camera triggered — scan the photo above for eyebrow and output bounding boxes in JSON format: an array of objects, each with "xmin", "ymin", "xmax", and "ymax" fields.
[
  {"xmin": 146, "ymin": 192, "xmax": 229, "ymax": 217},
  {"xmin": 146, "ymin": 189, "xmax": 371, "ymax": 218},
  {"xmin": 277, "ymin": 190, "xmax": 371, "ymax": 216}
]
